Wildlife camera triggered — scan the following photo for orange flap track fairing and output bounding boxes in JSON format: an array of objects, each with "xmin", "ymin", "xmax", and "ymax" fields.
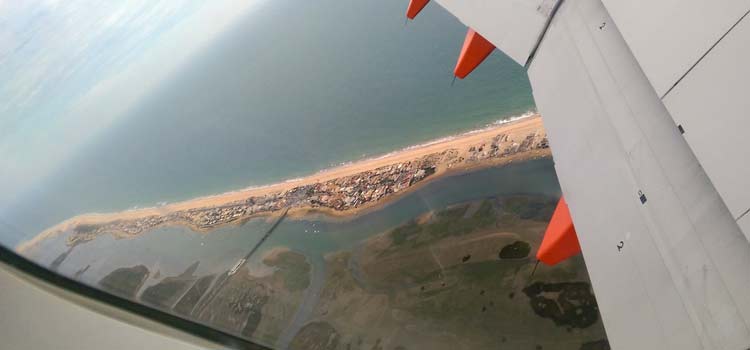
[
  {"xmin": 406, "ymin": 0, "xmax": 430, "ymax": 20},
  {"xmin": 537, "ymin": 196, "xmax": 582, "ymax": 265},
  {"xmin": 453, "ymin": 29, "xmax": 496, "ymax": 79}
]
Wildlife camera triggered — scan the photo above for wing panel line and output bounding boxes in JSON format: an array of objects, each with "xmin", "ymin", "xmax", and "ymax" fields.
[{"xmin": 660, "ymin": 6, "xmax": 750, "ymax": 100}]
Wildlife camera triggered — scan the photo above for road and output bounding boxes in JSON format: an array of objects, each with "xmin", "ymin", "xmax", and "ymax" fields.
[{"xmin": 192, "ymin": 208, "xmax": 289, "ymax": 316}]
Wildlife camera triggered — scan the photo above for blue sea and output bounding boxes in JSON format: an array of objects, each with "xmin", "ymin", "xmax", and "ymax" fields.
[{"xmin": 2, "ymin": 0, "xmax": 535, "ymax": 246}]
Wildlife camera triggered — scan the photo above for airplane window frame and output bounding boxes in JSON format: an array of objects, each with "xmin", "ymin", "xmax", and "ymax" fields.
[{"xmin": 0, "ymin": 242, "xmax": 270, "ymax": 350}]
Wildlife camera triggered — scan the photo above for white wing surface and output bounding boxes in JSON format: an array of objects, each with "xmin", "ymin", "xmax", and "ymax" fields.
[
  {"xmin": 434, "ymin": 0, "xmax": 750, "ymax": 348},
  {"xmin": 603, "ymin": 0, "xmax": 750, "ymax": 237}
]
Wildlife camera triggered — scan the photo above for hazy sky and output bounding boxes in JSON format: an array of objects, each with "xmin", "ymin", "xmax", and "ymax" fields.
[{"xmin": 0, "ymin": 0, "xmax": 262, "ymax": 204}]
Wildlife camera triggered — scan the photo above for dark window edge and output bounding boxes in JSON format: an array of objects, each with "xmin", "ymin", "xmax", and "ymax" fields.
[{"xmin": 0, "ymin": 243, "xmax": 270, "ymax": 350}]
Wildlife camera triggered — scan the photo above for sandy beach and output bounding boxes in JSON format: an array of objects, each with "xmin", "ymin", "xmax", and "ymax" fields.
[{"xmin": 18, "ymin": 114, "xmax": 549, "ymax": 253}]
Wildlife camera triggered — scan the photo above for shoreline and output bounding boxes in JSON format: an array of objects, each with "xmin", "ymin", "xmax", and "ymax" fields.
[
  {"xmin": 17, "ymin": 114, "xmax": 548, "ymax": 253},
  {"xmin": 281, "ymin": 149, "xmax": 552, "ymax": 222}
]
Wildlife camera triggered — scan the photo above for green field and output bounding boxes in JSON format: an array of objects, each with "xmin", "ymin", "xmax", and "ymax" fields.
[{"xmin": 295, "ymin": 195, "xmax": 608, "ymax": 350}]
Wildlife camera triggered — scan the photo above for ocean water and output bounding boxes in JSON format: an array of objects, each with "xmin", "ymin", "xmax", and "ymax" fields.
[{"xmin": 3, "ymin": 0, "xmax": 535, "ymax": 245}]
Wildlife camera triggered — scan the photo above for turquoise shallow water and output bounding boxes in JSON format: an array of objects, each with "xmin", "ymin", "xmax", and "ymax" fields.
[{"xmin": 2, "ymin": 0, "xmax": 535, "ymax": 246}]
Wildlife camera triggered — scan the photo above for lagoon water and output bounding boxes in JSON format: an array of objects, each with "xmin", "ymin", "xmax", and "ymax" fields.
[
  {"xmin": 2, "ymin": 0, "xmax": 535, "ymax": 246},
  {"xmin": 33, "ymin": 159, "xmax": 559, "ymax": 288}
]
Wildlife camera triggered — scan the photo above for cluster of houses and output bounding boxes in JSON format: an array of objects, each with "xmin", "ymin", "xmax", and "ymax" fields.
[
  {"xmin": 302, "ymin": 160, "xmax": 439, "ymax": 210},
  {"xmin": 466, "ymin": 132, "xmax": 549, "ymax": 163},
  {"xmin": 68, "ymin": 132, "xmax": 550, "ymax": 243},
  {"xmin": 175, "ymin": 155, "xmax": 443, "ymax": 229}
]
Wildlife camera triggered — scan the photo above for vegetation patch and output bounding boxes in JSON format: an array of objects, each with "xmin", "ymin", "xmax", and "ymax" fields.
[
  {"xmin": 425, "ymin": 200, "xmax": 495, "ymax": 239},
  {"xmin": 141, "ymin": 278, "xmax": 191, "ymax": 308},
  {"xmin": 98, "ymin": 265, "xmax": 149, "ymax": 298},
  {"xmin": 499, "ymin": 241, "xmax": 531, "ymax": 259},
  {"xmin": 289, "ymin": 321, "xmax": 341, "ymax": 350},
  {"xmin": 386, "ymin": 201, "xmax": 496, "ymax": 252},
  {"xmin": 580, "ymin": 339, "xmax": 610, "ymax": 350},
  {"xmin": 523, "ymin": 282, "xmax": 599, "ymax": 329},
  {"xmin": 502, "ymin": 196, "xmax": 556, "ymax": 222},
  {"xmin": 435, "ymin": 204, "xmax": 468, "ymax": 220},
  {"xmin": 390, "ymin": 220, "xmax": 423, "ymax": 246},
  {"xmin": 174, "ymin": 274, "xmax": 216, "ymax": 316},
  {"xmin": 264, "ymin": 251, "xmax": 311, "ymax": 292}
]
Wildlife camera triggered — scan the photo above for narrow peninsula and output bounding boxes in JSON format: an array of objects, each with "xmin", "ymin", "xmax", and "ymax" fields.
[{"xmin": 18, "ymin": 114, "xmax": 551, "ymax": 253}]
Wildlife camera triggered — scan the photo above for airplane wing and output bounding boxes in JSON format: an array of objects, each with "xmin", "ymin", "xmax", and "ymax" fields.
[{"xmin": 411, "ymin": 0, "xmax": 750, "ymax": 348}]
